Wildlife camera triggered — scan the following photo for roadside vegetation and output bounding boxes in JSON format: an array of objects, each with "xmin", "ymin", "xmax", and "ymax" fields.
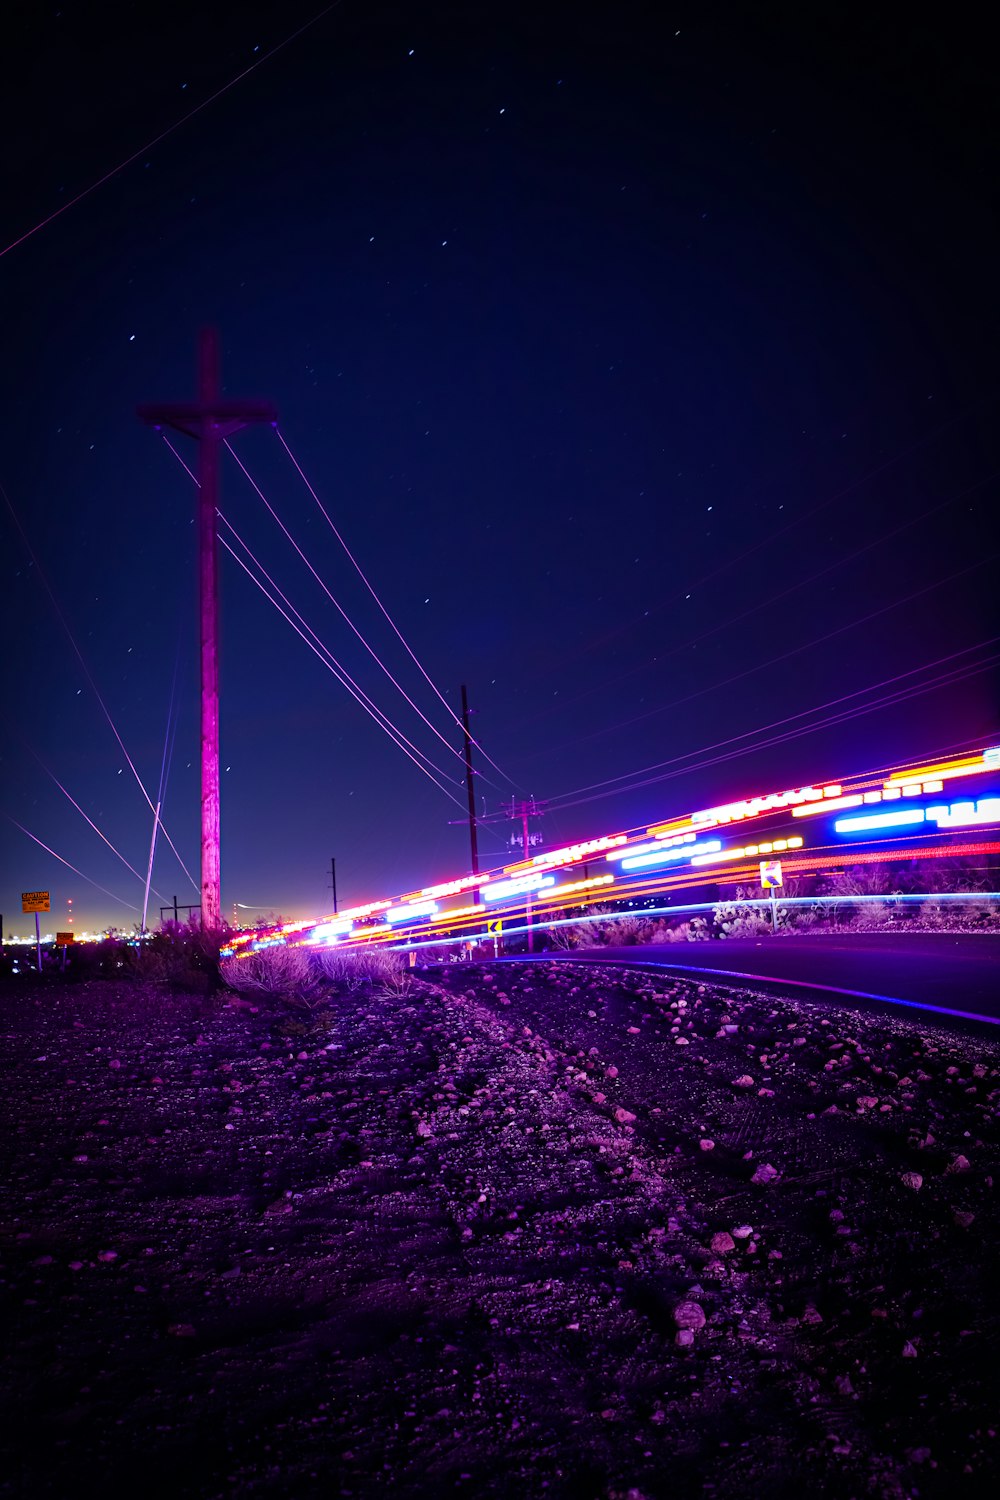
[{"xmin": 549, "ymin": 858, "xmax": 999, "ymax": 949}]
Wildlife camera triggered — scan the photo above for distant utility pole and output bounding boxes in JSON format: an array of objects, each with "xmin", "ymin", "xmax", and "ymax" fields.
[
  {"xmin": 510, "ymin": 796, "xmax": 544, "ymax": 951},
  {"xmin": 139, "ymin": 330, "xmax": 276, "ymax": 931},
  {"xmin": 329, "ymin": 857, "xmax": 338, "ymax": 915},
  {"xmin": 159, "ymin": 895, "xmax": 201, "ymax": 927},
  {"xmin": 509, "ymin": 797, "xmax": 544, "ymax": 859},
  {"xmin": 460, "ymin": 684, "xmax": 480, "ymax": 879}
]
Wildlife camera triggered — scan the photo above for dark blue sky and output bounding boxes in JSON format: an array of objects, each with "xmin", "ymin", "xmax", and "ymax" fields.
[{"xmin": 2, "ymin": 2, "xmax": 998, "ymax": 932}]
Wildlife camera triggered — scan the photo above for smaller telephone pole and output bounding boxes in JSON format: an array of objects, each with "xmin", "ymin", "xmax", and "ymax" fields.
[
  {"xmin": 329, "ymin": 857, "xmax": 338, "ymax": 914},
  {"xmin": 460, "ymin": 684, "xmax": 479, "ymax": 879},
  {"xmin": 509, "ymin": 797, "xmax": 544, "ymax": 951}
]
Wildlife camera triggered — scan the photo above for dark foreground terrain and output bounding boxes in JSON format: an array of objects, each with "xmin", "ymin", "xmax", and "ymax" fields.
[{"xmin": 1, "ymin": 960, "xmax": 998, "ymax": 1499}]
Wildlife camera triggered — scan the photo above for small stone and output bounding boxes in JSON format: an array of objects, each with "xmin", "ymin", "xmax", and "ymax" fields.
[
  {"xmin": 675, "ymin": 1328, "xmax": 695, "ymax": 1347},
  {"xmin": 699, "ymin": 1138, "xmax": 715, "ymax": 1151},
  {"xmin": 732, "ymin": 1224, "xmax": 753, "ymax": 1239},
  {"xmin": 614, "ymin": 1107, "xmax": 636, "ymax": 1124},
  {"xmin": 900, "ymin": 1172, "xmax": 923, "ymax": 1191},
  {"xmin": 710, "ymin": 1231, "xmax": 735, "ymax": 1254},
  {"xmin": 673, "ymin": 1300, "xmax": 706, "ymax": 1330},
  {"xmin": 733, "ymin": 1075, "xmax": 754, "ymax": 1089},
  {"xmin": 901, "ymin": 1340, "xmax": 918, "ymax": 1357},
  {"xmin": 953, "ymin": 1210, "xmax": 975, "ymax": 1228},
  {"xmin": 946, "ymin": 1154, "xmax": 971, "ymax": 1174},
  {"xmin": 751, "ymin": 1162, "xmax": 780, "ymax": 1185}
]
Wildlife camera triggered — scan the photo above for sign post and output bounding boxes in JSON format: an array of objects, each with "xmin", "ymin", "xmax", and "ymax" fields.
[
  {"xmin": 759, "ymin": 861, "xmax": 783, "ymax": 933},
  {"xmin": 22, "ymin": 891, "xmax": 50, "ymax": 972},
  {"xmin": 487, "ymin": 917, "xmax": 503, "ymax": 958},
  {"xmin": 56, "ymin": 931, "xmax": 75, "ymax": 973}
]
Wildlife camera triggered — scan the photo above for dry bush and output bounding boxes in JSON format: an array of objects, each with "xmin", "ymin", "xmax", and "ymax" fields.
[
  {"xmin": 220, "ymin": 944, "xmax": 317, "ymax": 999},
  {"xmin": 917, "ymin": 896, "xmax": 1000, "ymax": 930},
  {"xmin": 649, "ymin": 916, "xmax": 711, "ymax": 942},
  {"xmin": 315, "ymin": 945, "xmax": 410, "ymax": 994}
]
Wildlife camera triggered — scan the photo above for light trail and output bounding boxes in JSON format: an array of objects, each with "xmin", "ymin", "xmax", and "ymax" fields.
[{"xmin": 231, "ymin": 742, "xmax": 999, "ymax": 962}]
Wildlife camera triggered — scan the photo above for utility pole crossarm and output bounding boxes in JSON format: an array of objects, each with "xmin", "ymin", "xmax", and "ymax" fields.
[{"xmin": 137, "ymin": 400, "xmax": 276, "ymax": 437}]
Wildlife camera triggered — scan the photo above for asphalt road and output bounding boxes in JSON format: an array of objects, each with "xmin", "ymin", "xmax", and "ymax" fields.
[{"xmin": 514, "ymin": 933, "xmax": 1000, "ymax": 1027}]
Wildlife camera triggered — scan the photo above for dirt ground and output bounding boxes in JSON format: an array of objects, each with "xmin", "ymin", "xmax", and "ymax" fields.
[{"xmin": 1, "ymin": 960, "xmax": 998, "ymax": 1499}]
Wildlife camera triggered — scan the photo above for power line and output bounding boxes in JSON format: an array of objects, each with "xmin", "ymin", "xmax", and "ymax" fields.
[
  {"xmin": 225, "ymin": 440, "xmax": 486, "ymax": 780},
  {"xmin": 535, "ymin": 388, "xmax": 1000, "ymax": 678},
  {"xmin": 535, "ymin": 549, "xmax": 999, "ymax": 759},
  {"xmin": 0, "ymin": 2, "xmax": 346, "ymax": 262},
  {"xmin": 218, "ymin": 525, "xmax": 466, "ymax": 803},
  {"xmin": 218, "ymin": 534, "xmax": 468, "ymax": 811},
  {"xmin": 161, "ymin": 434, "xmax": 465, "ymax": 797},
  {"xmin": 543, "ymin": 641, "xmax": 1000, "ymax": 813},
  {"xmin": 1, "ymin": 476, "xmax": 198, "ymax": 894},
  {"xmin": 2, "ymin": 811, "xmax": 142, "ymax": 914},
  {"xmin": 17, "ymin": 738, "xmax": 169, "ymax": 900},
  {"xmin": 218, "ymin": 511, "xmax": 459, "ymax": 782},
  {"xmin": 514, "ymin": 467, "xmax": 1000, "ymax": 733},
  {"xmin": 275, "ymin": 426, "xmax": 518, "ymax": 789}
]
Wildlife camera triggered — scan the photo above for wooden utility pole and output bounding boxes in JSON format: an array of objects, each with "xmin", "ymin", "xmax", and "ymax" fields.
[
  {"xmin": 460, "ymin": 684, "xmax": 479, "ymax": 878},
  {"xmin": 509, "ymin": 797, "xmax": 544, "ymax": 951},
  {"xmin": 139, "ymin": 330, "xmax": 276, "ymax": 931}
]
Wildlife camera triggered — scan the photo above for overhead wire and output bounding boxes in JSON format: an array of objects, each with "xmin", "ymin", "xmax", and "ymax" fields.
[
  {"xmin": 161, "ymin": 435, "xmax": 465, "ymax": 799},
  {"xmin": 540, "ymin": 387, "xmax": 1000, "ymax": 674},
  {"xmin": 514, "ymin": 467, "xmax": 1000, "ymax": 730},
  {"xmin": 2, "ymin": 811, "xmax": 142, "ymax": 914},
  {"xmin": 218, "ymin": 521, "xmax": 466, "ymax": 800},
  {"xmin": 274, "ymin": 426, "xmax": 518, "ymax": 788},
  {"xmin": 224, "ymin": 440, "xmax": 492, "ymax": 782},
  {"xmin": 0, "ymin": 2, "xmax": 347, "ymax": 262},
  {"xmin": 1, "ymin": 476, "xmax": 199, "ymax": 893},
  {"xmin": 535, "ymin": 549, "xmax": 999, "ymax": 757},
  {"xmin": 16, "ymin": 737, "xmax": 169, "ymax": 898},
  {"xmin": 543, "ymin": 636, "xmax": 1000, "ymax": 812}
]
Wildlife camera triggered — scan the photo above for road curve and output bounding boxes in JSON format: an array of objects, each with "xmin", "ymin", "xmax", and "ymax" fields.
[{"xmin": 509, "ymin": 932, "xmax": 1000, "ymax": 1027}]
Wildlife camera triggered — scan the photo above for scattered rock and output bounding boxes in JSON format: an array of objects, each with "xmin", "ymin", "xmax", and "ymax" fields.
[{"xmin": 673, "ymin": 1301, "xmax": 706, "ymax": 1330}]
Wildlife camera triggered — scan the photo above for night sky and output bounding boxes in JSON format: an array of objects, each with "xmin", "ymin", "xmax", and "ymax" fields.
[{"xmin": 2, "ymin": 2, "xmax": 998, "ymax": 934}]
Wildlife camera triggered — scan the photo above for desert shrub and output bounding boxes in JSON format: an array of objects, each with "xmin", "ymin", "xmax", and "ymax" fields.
[
  {"xmin": 713, "ymin": 899, "xmax": 771, "ymax": 939},
  {"xmin": 315, "ymin": 945, "xmax": 410, "ymax": 993},
  {"xmin": 649, "ymin": 917, "xmax": 711, "ymax": 942},
  {"xmin": 220, "ymin": 944, "xmax": 317, "ymax": 1000},
  {"xmin": 917, "ymin": 895, "xmax": 1000, "ymax": 930},
  {"xmin": 122, "ymin": 921, "xmax": 223, "ymax": 990}
]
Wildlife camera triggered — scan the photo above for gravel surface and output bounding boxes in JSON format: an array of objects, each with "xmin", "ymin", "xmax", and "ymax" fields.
[{"xmin": 1, "ymin": 962, "xmax": 998, "ymax": 1499}]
